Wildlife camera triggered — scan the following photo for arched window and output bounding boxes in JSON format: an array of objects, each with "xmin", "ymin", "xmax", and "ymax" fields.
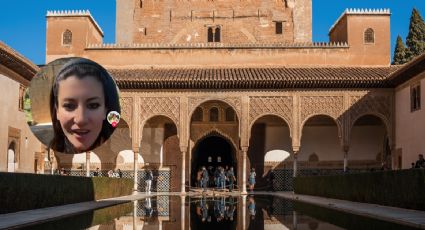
[
  {"xmin": 214, "ymin": 27, "xmax": 221, "ymax": 42},
  {"xmin": 364, "ymin": 28, "xmax": 374, "ymax": 44},
  {"xmin": 63, "ymin": 29, "xmax": 72, "ymax": 45},
  {"xmin": 192, "ymin": 107, "xmax": 203, "ymax": 122},
  {"xmin": 208, "ymin": 27, "xmax": 214, "ymax": 42},
  {"xmin": 411, "ymin": 84, "xmax": 421, "ymax": 111},
  {"xmin": 209, "ymin": 107, "xmax": 219, "ymax": 122},
  {"xmin": 7, "ymin": 141, "xmax": 16, "ymax": 172},
  {"xmin": 225, "ymin": 107, "xmax": 235, "ymax": 122},
  {"xmin": 140, "ymin": 0, "xmax": 143, "ymax": 8}
]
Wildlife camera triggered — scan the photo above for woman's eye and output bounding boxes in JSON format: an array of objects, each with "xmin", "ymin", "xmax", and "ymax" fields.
[
  {"xmin": 88, "ymin": 103, "xmax": 100, "ymax": 110},
  {"xmin": 62, "ymin": 103, "xmax": 76, "ymax": 111}
]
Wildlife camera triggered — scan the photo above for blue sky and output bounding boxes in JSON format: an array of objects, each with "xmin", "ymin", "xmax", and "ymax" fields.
[{"xmin": 0, "ymin": 0, "xmax": 424, "ymax": 65}]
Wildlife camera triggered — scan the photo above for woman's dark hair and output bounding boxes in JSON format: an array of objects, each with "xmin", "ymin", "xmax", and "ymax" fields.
[{"xmin": 50, "ymin": 58, "xmax": 120, "ymax": 153}]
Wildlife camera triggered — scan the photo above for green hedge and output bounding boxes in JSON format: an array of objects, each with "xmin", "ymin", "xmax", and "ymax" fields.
[
  {"xmin": 0, "ymin": 172, "xmax": 133, "ymax": 214},
  {"xmin": 294, "ymin": 169, "xmax": 425, "ymax": 210}
]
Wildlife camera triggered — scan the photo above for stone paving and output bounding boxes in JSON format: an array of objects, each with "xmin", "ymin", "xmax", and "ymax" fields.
[
  {"xmin": 1, "ymin": 191, "xmax": 424, "ymax": 229},
  {"xmin": 266, "ymin": 191, "xmax": 425, "ymax": 229}
]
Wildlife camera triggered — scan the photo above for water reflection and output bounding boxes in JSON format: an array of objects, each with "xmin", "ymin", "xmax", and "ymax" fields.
[
  {"xmin": 190, "ymin": 196, "xmax": 237, "ymax": 229},
  {"xmin": 25, "ymin": 195, "xmax": 417, "ymax": 230}
]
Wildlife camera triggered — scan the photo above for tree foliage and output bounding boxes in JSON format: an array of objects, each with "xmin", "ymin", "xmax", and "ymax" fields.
[
  {"xmin": 392, "ymin": 35, "xmax": 408, "ymax": 65},
  {"xmin": 406, "ymin": 8, "xmax": 425, "ymax": 60}
]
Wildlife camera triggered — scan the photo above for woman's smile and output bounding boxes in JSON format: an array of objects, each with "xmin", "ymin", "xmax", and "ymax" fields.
[{"xmin": 56, "ymin": 76, "xmax": 106, "ymax": 152}]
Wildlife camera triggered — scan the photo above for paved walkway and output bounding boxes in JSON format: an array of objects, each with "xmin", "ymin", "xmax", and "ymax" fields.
[
  {"xmin": 1, "ymin": 191, "xmax": 424, "ymax": 229},
  {"xmin": 264, "ymin": 191, "xmax": 425, "ymax": 229},
  {"xmin": 0, "ymin": 192, "xmax": 162, "ymax": 229}
]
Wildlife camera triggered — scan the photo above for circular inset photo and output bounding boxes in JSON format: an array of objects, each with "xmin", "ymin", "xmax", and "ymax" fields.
[{"xmin": 27, "ymin": 57, "xmax": 121, "ymax": 154}]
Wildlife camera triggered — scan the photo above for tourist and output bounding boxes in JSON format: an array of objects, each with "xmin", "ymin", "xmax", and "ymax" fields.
[
  {"xmin": 267, "ymin": 169, "xmax": 275, "ymax": 191},
  {"xmin": 415, "ymin": 154, "xmax": 425, "ymax": 168},
  {"xmin": 248, "ymin": 195, "xmax": 256, "ymax": 220},
  {"xmin": 117, "ymin": 168, "xmax": 123, "ymax": 178},
  {"xmin": 60, "ymin": 167, "xmax": 66, "ymax": 175},
  {"xmin": 226, "ymin": 167, "xmax": 236, "ymax": 192},
  {"xmin": 93, "ymin": 167, "xmax": 100, "ymax": 177},
  {"xmin": 249, "ymin": 168, "xmax": 256, "ymax": 192},
  {"xmin": 202, "ymin": 167, "xmax": 209, "ymax": 191},
  {"xmin": 107, "ymin": 169, "xmax": 113, "ymax": 177},
  {"xmin": 49, "ymin": 58, "xmax": 120, "ymax": 154},
  {"xmin": 225, "ymin": 197, "xmax": 236, "ymax": 221},
  {"xmin": 219, "ymin": 167, "xmax": 226, "ymax": 190},
  {"xmin": 214, "ymin": 167, "xmax": 221, "ymax": 189},
  {"xmin": 144, "ymin": 197, "xmax": 153, "ymax": 217},
  {"xmin": 145, "ymin": 169, "xmax": 153, "ymax": 193},
  {"xmin": 197, "ymin": 168, "xmax": 203, "ymax": 188}
]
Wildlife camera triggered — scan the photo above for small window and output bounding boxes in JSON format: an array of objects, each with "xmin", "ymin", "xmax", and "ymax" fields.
[
  {"xmin": 62, "ymin": 29, "xmax": 72, "ymax": 45},
  {"xmin": 411, "ymin": 84, "xmax": 421, "ymax": 112},
  {"xmin": 275, "ymin": 22, "xmax": 283, "ymax": 34},
  {"xmin": 207, "ymin": 26, "xmax": 221, "ymax": 43},
  {"xmin": 208, "ymin": 27, "xmax": 214, "ymax": 42},
  {"xmin": 140, "ymin": 0, "xmax": 143, "ymax": 8},
  {"xmin": 209, "ymin": 107, "xmax": 219, "ymax": 122},
  {"xmin": 192, "ymin": 107, "xmax": 203, "ymax": 122},
  {"xmin": 214, "ymin": 27, "xmax": 221, "ymax": 42},
  {"xmin": 225, "ymin": 107, "xmax": 235, "ymax": 122},
  {"xmin": 18, "ymin": 85, "xmax": 25, "ymax": 111},
  {"xmin": 364, "ymin": 28, "xmax": 374, "ymax": 44}
]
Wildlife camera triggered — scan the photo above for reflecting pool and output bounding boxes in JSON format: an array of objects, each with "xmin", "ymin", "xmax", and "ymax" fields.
[{"xmin": 23, "ymin": 195, "xmax": 417, "ymax": 230}]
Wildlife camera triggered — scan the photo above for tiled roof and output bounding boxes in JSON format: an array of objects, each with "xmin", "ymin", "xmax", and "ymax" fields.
[
  {"xmin": 0, "ymin": 41, "xmax": 39, "ymax": 82},
  {"xmin": 110, "ymin": 66, "xmax": 400, "ymax": 89}
]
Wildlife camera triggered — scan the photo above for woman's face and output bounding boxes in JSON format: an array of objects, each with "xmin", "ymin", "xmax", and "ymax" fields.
[{"xmin": 56, "ymin": 75, "xmax": 106, "ymax": 152}]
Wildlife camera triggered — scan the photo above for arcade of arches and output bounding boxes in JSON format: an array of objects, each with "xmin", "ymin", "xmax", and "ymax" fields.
[{"xmin": 53, "ymin": 91, "xmax": 393, "ymax": 192}]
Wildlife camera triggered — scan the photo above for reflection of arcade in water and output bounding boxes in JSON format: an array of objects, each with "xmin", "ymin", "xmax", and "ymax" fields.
[
  {"xmin": 29, "ymin": 194, "xmax": 406, "ymax": 229},
  {"xmin": 190, "ymin": 196, "xmax": 238, "ymax": 229}
]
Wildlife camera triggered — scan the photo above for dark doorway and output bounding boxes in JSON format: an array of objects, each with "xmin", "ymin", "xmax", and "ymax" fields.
[{"xmin": 191, "ymin": 135, "xmax": 236, "ymax": 186}]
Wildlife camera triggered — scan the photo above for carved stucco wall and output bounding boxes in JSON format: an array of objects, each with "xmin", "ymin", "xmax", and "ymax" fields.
[{"xmin": 124, "ymin": 90, "xmax": 393, "ymax": 156}]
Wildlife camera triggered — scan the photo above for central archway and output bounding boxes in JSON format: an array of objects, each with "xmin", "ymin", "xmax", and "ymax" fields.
[{"xmin": 191, "ymin": 134, "xmax": 237, "ymax": 187}]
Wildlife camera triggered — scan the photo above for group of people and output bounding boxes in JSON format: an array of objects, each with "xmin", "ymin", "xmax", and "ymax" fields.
[
  {"xmin": 196, "ymin": 166, "xmax": 264, "ymax": 192},
  {"xmin": 196, "ymin": 196, "xmax": 237, "ymax": 223},
  {"xmin": 196, "ymin": 166, "xmax": 237, "ymax": 191}
]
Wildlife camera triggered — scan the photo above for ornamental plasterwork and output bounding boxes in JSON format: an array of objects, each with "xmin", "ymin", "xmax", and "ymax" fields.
[
  {"xmin": 119, "ymin": 97, "xmax": 133, "ymax": 126},
  {"xmin": 249, "ymin": 96, "xmax": 293, "ymax": 126},
  {"xmin": 192, "ymin": 128, "xmax": 239, "ymax": 150},
  {"xmin": 349, "ymin": 95, "xmax": 392, "ymax": 127},
  {"xmin": 139, "ymin": 97, "xmax": 180, "ymax": 126},
  {"xmin": 188, "ymin": 97, "xmax": 242, "ymax": 117},
  {"xmin": 300, "ymin": 96, "xmax": 344, "ymax": 124}
]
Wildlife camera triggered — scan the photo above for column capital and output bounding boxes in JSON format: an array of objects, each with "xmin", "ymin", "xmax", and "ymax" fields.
[
  {"xmin": 292, "ymin": 145, "xmax": 300, "ymax": 153},
  {"xmin": 241, "ymin": 146, "xmax": 249, "ymax": 152},
  {"xmin": 179, "ymin": 145, "xmax": 188, "ymax": 153},
  {"xmin": 132, "ymin": 146, "xmax": 140, "ymax": 153}
]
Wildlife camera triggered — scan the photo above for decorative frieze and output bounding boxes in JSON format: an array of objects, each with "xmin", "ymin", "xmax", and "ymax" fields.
[
  {"xmin": 349, "ymin": 94, "xmax": 392, "ymax": 127},
  {"xmin": 188, "ymin": 97, "xmax": 241, "ymax": 118},
  {"xmin": 139, "ymin": 97, "xmax": 180, "ymax": 126},
  {"xmin": 300, "ymin": 96, "xmax": 344, "ymax": 123},
  {"xmin": 249, "ymin": 96, "xmax": 293, "ymax": 126},
  {"xmin": 119, "ymin": 97, "xmax": 133, "ymax": 126}
]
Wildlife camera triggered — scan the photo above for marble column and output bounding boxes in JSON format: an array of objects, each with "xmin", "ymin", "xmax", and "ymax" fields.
[
  {"xmin": 181, "ymin": 150, "xmax": 187, "ymax": 194},
  {"xmin": 242, "ymin": 195, "xmax": 247, "ymax": 230},
  {"xmin": 180, "ymin": 195, "xmax": 186, "ymax": 230},
  {"xmin": 293, "ymin": 211, "xmax": 298, "ymax": 230},
  {"xmin": 293, "ymin": 152, "xmax": 298, "ymax": 177},
  {"xmin": 133, "ymin": 149, "xmax": 139, "ymax": 192},
  {"xmin": 241, "ymin": 147, "xmax": 248, "ymax": 194},
  {"xmin": 343, "ymin": 145, "xmax": 349, "ymax": 172},
  {"xmin": 85, "ymin": 152, "xmax": 90, "ymax": 177},
  {"xmin": 133, "ymin": 200, "xmax": 138, "ymax": 230}
]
